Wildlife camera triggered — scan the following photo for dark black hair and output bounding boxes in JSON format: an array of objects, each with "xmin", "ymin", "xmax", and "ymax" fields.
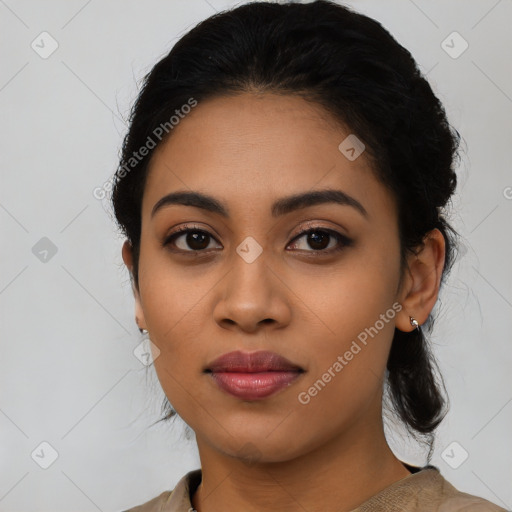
[{"xmin": 111, "ymin": 0, "xmax": 461, "ymax": 460}]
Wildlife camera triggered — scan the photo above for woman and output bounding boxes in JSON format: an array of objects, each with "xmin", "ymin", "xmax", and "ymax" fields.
[{"xmin": 113, "ymin": 1, "xmax": 506, "ymax": 510}]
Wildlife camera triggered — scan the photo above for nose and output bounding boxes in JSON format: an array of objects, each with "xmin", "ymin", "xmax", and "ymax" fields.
[{"xmin": 212, "ymin": 248, "xmax": 292, "ymax": 334}]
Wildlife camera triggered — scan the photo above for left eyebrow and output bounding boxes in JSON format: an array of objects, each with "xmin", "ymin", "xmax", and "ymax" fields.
[{"xmin": 151, "ymin": 188, "xmax": 368, "ymax": 219}]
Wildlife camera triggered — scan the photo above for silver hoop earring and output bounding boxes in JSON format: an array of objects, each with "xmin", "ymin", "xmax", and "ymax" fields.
[{"xmin": 409, "ymin": 317, "xmax": 420, "ymax": 331}]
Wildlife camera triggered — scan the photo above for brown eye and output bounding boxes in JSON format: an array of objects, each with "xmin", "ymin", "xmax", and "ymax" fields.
[
  {"xmin": 163, "ymin": 226, "xmax": 222, "ymax": 252},
  {"xmin": 288, "ymin": 228, "xmax": 352, "ymax": 253}
]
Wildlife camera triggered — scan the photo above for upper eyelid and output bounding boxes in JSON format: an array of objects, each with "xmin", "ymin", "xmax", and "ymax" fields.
[
  {"xmin": 292, "ymin": 220, "xmax": 345, "ymax": 236},
  {"xmin": 165, "ymin": 223, "xmax": 348, "ymax": 247},
  {"xmin": 167, "ymin": 222, "xmax": 342, "ymax": 237}
]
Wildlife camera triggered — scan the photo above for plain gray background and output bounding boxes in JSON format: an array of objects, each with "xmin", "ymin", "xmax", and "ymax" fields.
[{"xmin": 1, "ymin": 1, "xmax": 511, "ymax": 510}]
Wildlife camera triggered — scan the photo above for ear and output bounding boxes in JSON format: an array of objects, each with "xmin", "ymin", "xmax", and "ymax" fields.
[
  {"xmin": 122, "ymin": 240, "xmax": 147, "ymax": 331},
  {"xmin": 395, "ymin": 228, "xmax": 446, "ymax": 332}
]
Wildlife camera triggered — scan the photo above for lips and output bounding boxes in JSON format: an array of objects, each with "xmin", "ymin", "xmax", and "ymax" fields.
[
  {"xmin": 206, "ymin": 350, "xmax": 303, "ymax": 373},
  {"xmin": 205, "ymin": 350, "xmax": 304, "ymax": 400}
]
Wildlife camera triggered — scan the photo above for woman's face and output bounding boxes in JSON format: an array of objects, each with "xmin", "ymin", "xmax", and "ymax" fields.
[{"xmin": 127, "ymin": 92, "xmax": 410, "ymax": 463}]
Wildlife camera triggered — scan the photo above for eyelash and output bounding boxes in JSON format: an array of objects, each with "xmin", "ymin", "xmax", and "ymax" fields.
[{"xmin": 162, "ymin": 223, "xmax": 353, "ymax": 255}]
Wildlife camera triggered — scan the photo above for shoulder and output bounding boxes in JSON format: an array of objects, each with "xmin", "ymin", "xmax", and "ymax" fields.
[
  {"xmin": 120, "ymin": 490, "xmax": 174, "ymax": 512},
  {"xmin": 355, "ymin": 467, "xmax": 508, "ymax": 512},
  {"xmin": 435, "ymin": 477, "xmax": 508, "ymax": 512}
]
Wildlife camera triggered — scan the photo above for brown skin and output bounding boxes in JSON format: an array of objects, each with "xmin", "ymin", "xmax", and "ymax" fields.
[{"xmin": 122, "ymin": 93, "xmax": 445, "ymax": 512}]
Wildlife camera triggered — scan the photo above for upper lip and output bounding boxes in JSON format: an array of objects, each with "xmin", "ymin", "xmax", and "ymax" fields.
[{"xmin": 205, "ymin": 350, "xmax": 304, "ymax": 373}]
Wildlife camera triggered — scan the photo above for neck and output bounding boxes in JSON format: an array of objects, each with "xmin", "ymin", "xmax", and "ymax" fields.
[{"xmin": 191, "ymin": 410, "xmax": 413, "ymax": 512}]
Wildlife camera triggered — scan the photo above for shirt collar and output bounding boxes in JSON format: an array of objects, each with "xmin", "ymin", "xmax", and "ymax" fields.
[{"xmin": 162, "ymin": 466, "xmax": 442, "ymax": 511}]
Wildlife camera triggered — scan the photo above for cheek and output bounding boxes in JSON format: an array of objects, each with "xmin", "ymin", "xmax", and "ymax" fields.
[
  {"xmin": 284, "ymin": 238, "xmax": 401, "ymax": 344},
  {"xmin": 137, "ymin": 248, "xmax": 216, "ymax": 341},
  {"xmin": 286, "ymin": 241, "xmax": 401, "ymax": 400}
]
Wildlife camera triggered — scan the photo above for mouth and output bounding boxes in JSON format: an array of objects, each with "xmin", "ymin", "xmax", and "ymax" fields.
[{"xmin": 205, "ymin": 350, "xmax": 305, "ymax": 400}]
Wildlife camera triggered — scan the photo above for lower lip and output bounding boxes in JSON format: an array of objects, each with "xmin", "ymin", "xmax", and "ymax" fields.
[{"xmin": 209, "ymin": 371, "xmax": 302, "ymax": 400}]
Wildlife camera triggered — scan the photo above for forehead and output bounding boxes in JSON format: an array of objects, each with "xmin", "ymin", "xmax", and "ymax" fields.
[{"xmin": 142, "ymin": 93, "xmax": 392, "ymax": 221}]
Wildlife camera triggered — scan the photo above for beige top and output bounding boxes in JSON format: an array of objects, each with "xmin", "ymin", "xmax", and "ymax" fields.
[{"xmin": 122, "ymin": 464, "xmax": 508, "ymax": 512}]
